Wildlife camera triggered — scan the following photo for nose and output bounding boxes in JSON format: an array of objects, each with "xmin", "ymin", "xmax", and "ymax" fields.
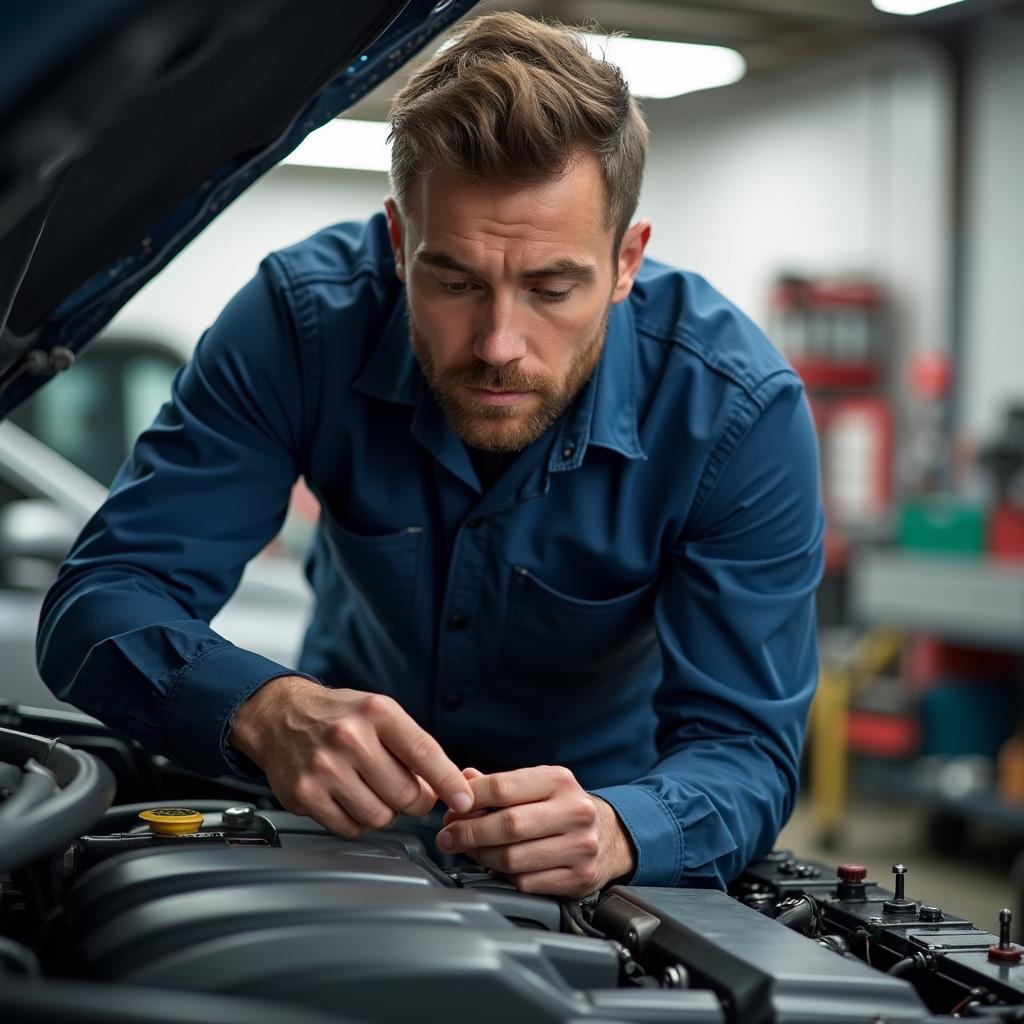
[{"xmin": 472, "ymin": 292, "xmax": 527, "ymax": 366}]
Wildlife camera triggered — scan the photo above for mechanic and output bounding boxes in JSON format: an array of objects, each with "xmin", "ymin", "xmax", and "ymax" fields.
[{"xmin": 38, "ymin": 12, "xmax": 824, "ymax": 899}]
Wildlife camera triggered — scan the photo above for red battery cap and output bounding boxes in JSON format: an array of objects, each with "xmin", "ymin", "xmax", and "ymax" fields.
[{"xmin": 837, "ymin": 864, "xmax": 867, "ymax": 883}]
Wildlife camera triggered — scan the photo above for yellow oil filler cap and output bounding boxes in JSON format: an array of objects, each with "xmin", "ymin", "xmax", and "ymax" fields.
[{"xmin": 138, "ymin": 807, "xmax": 205, "ymax": 835}]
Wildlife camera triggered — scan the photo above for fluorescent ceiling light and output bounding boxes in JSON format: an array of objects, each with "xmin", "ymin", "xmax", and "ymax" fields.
[
  {"xmin": 437, "ymin": 30, "xmax": 745, "ymax": 100},
  {"xmin": 281, "ymin": 33, "xmax": 749, "ymax": 174},
  {"xmin": 871, "ymin": 0, "xmax": 967, "ymax": 14},
  {"xmin": 581, "ymin": 33, "xmax": 745, "ymax": 99},
  {"xmin": 282, "ymin": 118, "xmax": 390, "ymax": 173}
]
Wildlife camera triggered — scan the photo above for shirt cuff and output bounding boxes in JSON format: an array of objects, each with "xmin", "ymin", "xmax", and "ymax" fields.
[
  {"xmin": 161, "ymin": 640, "xmax": 321, "ymax": 779},
  {"xmin": 590, "ymin": 783, "xmax": 684, "ymax": 887}
]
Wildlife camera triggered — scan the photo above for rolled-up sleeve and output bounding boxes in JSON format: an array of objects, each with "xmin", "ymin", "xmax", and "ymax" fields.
[
  {"xmin": 593, "ymin": 372, "xmax": 825, "ymax": 887},
  {"xmin": 36, "ymin": 260, "xmax": 317, "ymax": 778}
]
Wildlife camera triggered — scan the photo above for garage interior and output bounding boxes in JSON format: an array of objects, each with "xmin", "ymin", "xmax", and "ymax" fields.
[{"xmin": 3, "ymin": 0, "xmax": 1024, "ymax": 1007}]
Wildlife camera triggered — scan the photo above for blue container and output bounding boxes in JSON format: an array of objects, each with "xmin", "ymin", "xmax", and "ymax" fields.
[{"xmin": 920, "ymin": 680, "xmax": 1019, "ymax": 758}]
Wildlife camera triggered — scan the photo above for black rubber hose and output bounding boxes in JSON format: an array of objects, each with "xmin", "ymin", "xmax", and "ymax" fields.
[
  {"xmin": 0, "ymin": 760, "xmax": 21, "ymax": 794},
  {"xmin": 0, "ymin": 935, "xmax": 41, "ymax": 977},
  {"xmin": 564, "ymin": 900, "xmax": 607, "ymax": 938},
  {"xmin": 775, "ymin": 896, "xmax": 818, "ymax": 934},
  {"xmin": 817, "ymin": 933, "xmax": 849, "ymax": 956},
  {"xmin": 888, "ymin": 956, "xmax": 917, "ymax": 977},
  {"xmin": 0, "ymin": 727, "xmax": 114, "ymax": 873},
  {"xmin": 0, "ymin": 760, "xmax": 57, "ymax": 822},
  {"xmin": 961, "ymin": 1004, "xmax": 1024, "ymax": 1020}
]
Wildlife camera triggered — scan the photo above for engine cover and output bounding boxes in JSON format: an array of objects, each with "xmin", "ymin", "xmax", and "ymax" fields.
[{"xmin": 54, "ymin": 813, "xmax": 725, "ymax": 1024}]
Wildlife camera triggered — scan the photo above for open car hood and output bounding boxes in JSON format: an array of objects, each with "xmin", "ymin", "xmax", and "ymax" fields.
[{"xmin": 0, "ymin": 0, "xmax": 476, "ymax": 419}]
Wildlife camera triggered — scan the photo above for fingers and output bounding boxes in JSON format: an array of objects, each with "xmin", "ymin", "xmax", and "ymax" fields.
[
  {"xmin": 265, "ymin": 687, "xmax": 465, "ymax": 835},
  {"xmin": 289, "ymin": 764, "xmax": 435, "ymax": 834},
  {"xmin": 288, "ymin": 783, "xmax": 363, "ymax": 840},
  {"xmin": 325, "ymin": 767, "xmax": 399, "ymax": 831},
  {"xmin": 405, "ymin": 775, "xmax": 439, "ymax": 818},
  {"xmin": 296, "ymin": 743, "xmax": 402, "ymax": 831},
  {"xmin": 439, "ymin": 793, "xmax": 593, "ymax": 851},
  {"xmin": 464, "ymin": 765, "xmax": 574, "ymax": 809},
  {"xmin": 433, "ymin": 765, "xmax": 608, "ymax": 899},
  {"xmin": 442, "ymin": 768, "xmax": 487, "ymax": 826},
  {"xmin": 356, "ymin": 740, "xmax": 437, "ymax": 817},
  {"xmin": 471, "ymin": 833, "xmax": 598, "ymax": 876},
  {"xmin": 368, "ymin": 696, "xmax": 473, "ymax": 812},
  {"xmin": 442, "ymin": 806, "xmax": 488, "ymax": 826},
  {"xmin": 507, "ymin": 867, "xmax": 599, "ymax": 900}
]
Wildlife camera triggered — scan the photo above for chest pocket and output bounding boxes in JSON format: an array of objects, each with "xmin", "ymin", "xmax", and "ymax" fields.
[
  {"xmin": 501, "ymin": 566, "xmax": 658, "ymax": 679},
  {"xmin": 322, "ymin": 518, "xmax": 424, "ymax": 642}
]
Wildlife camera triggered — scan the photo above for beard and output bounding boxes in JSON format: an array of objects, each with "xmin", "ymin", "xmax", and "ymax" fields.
[{"xmin": 409, "ymin": 309, "xmax": 609, "ymax": 453}]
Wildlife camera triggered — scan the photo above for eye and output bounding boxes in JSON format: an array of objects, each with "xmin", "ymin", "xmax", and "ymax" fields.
[
  {"xmin": 534, "ymin": 287, "xmax": 573, "ymax": 304},
  {"xmin": 435, "ymin": 279, "xmax": 478, "ymax": 296}
]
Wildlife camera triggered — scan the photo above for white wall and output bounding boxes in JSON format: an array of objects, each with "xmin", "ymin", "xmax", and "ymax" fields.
[
  {"xmin": 638, "ymin": 38, "xmax": 953, "ymax": 368},
  {"xmin": 109, "ymin": 167, "xmax": 393, "ymax": 352},
  {"xmin": 113, "ymin": 37, "xmax": 956, "ymax": 413},
  {"xmin": 962, "ymin": 13, "xmax": 1024, "ymax": 441}
]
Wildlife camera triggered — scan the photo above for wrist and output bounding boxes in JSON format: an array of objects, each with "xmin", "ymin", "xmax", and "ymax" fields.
[
  {"xmin": 229, "ymin": 674, "xmax": 317, "ymax": 763},
  {"xmin": 593, "ymin": 795, "xmax": 637, "ymax": 886}
]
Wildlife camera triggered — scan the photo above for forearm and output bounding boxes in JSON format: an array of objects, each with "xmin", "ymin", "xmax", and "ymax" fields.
[
  {"xmin": 592, "ymin": 730, "xmax": 798, "ymax": 888},
  {"xmin": 37, "ymin": 269, "xmax": 311, "ymax": 775},
  {"xmin": 38, "ymin": 565, "xmax": 311, "ymax": 777}
]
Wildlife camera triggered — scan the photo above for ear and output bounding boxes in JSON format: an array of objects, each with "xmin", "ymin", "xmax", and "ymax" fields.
[
  {"xmin": 610, "ymin": 219, "xmax": 651, "ymax": 304},
  {"xmin": 384, "ymin": 196, "xmax": 406, "ymax": 283}
]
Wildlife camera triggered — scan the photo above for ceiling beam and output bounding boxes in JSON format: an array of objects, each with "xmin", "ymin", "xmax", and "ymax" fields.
[
  {"xmin": 674, "ymin": 0, "xmax": 887, "ymax": 23},
  {"xmin": 555, "ymin": 0, "xmax": 780, "ymax": 41}
]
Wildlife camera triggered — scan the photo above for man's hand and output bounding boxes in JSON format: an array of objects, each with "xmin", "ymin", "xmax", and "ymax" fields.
[
  {"xmin": 229, "ymin": 676, "xmax": 473, "ymax": 837},
  {"xmin": 436, "ymin": 766, "xmax": 637, "ymax": 899}
]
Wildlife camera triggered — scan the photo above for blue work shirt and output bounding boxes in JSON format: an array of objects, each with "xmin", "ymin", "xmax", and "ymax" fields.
[{"xmin": 38, "ymin": 213, "xmax": 825, "ymax": 888}]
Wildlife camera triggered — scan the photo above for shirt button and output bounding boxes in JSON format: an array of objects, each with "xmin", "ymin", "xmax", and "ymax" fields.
[
  {"xmin": 447, "ymin": 613, "xmax": 470, "ymax": 630},
  {"xmin": 562, "ymin": 445, "xmax": 575, "ymax": 460},
  {"xmin": 466, "ymin": 517, "xmax": 485, "ymax": 530},
  {"xmin": 441, "ymin": 692, "xmax": 463, "ymax": 711}
]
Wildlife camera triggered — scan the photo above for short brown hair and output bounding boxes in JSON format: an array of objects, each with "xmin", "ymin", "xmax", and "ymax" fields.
[{"xmin": 388, "ymin": 11, "xmax": 648, "ymax": 245}]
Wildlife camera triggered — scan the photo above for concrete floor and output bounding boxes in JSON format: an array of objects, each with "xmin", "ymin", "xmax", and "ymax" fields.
[{"xmin": 778, "ymin": 796, "xmax": 1021, "ymax": 939}]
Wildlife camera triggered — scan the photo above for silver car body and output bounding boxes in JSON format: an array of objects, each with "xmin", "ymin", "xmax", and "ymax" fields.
[{"xmin": 0, "ymin": 420, "xmax": 312, "ymax": 711}]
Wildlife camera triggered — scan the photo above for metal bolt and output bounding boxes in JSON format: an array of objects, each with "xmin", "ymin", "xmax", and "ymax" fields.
[
  {"xmin": 892, "ymin": 863, "xmax": 908, "ymax": 902},
  {"xmin": 1000, "ymin": 908, "xmax": 1013, "ymax": 949},
  {"xmin": 222, "ymin": 805, "xmax": 255, "ymax": 829},
  {"xmin": 49, "ymin": 346, "xmax": 75, "ymax": 372},
  {"xmin": 662, "ymin": 964, "xmax": 688, "ymax": 989},
  {"xmin": 24, "ymin": 350, "xmax": 50, "ymax": 375}
]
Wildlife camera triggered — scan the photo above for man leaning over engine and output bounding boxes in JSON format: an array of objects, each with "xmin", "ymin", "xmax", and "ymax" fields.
[{"xmin": 38, "ymin": 12, "xmax": 825, "ymax": 898}]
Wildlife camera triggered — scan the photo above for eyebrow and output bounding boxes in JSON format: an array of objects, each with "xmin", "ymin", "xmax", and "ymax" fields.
[{"xmin": 414, "ymin": 248, "xmax": 597, "ymax": 281}]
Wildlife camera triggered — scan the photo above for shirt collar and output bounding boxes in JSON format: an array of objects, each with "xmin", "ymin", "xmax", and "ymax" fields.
[
  {"xmin": 352, "ymin": 286, "xmax": 647, "ymax": 469},
  {"xmin": 352, "ymin": 290, "xmax": 419, "ymax": 405},
  {"xmin": 548, "ymin": 297, "xmax": 646, "ymax": 473},
  {"xmin": 352, "ymin": 292, "xmax": 479, "ymax": 490}
]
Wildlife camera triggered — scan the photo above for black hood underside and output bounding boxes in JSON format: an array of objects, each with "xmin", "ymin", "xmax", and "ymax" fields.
[{"xmin": 0, "ymin": 0, "xmax": 475, "ymax": 417}]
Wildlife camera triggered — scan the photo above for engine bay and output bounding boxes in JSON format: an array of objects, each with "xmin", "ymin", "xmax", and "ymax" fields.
[{"xmin": 2, "ymin": 706, "xmax": 1023, "ymax": 1024}]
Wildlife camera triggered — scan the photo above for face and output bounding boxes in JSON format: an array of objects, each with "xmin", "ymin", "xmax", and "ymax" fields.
[{"xmin": 385, "ymin": 152, "xmax": 650, "ymax": 452}]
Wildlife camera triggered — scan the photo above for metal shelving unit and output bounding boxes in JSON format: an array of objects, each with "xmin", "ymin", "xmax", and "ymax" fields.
[
  {"xmin": 850, "ymin": 550, "xmax": 1024, "ymax": 652},
  {"xmin": 859, "ymin": 759, "xmax": 1024, "ymax": 833},
  {"xmin": 842, "ymin": 548, "xmax": 1024, "ymax": 836}
]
